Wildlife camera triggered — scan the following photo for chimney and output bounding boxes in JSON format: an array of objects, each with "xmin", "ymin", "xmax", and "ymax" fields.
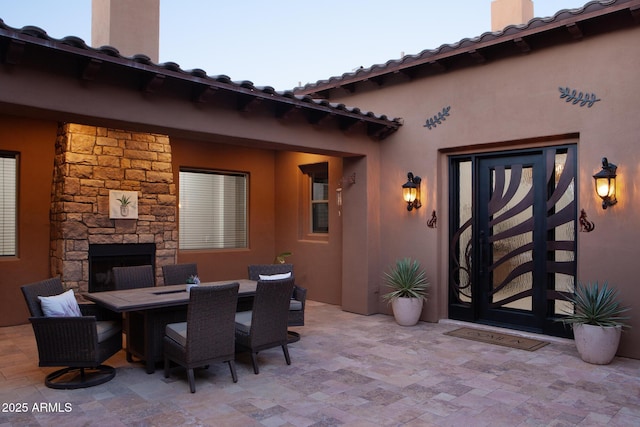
[
  {"xmin": 91, "ymin": 0, "xmax": 160, "ymax": 62},
  {"xmin": 491, "ymin": 0, "xmax": 534, "ymax": 32}
]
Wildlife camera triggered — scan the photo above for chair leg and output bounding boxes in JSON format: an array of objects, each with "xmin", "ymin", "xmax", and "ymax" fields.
[
  {"xmin": 282, "ymin": 344, "xmax": 291, "ymax": 365},
  {"xmin": 44, "ymin": 365, "xmax": 115, "ymax": 389},
  {"xmin": 250, "ymin": 352, "xmax": 260, "ymax": 374},
  {"xmin": 164, "ymin": 356, "xmax": 170, "ymax": 378},
  {"xmin": 187, "ymin": 368, "xmax": 196, "ymax": 393},
  {"xmin": 228, "ymin": 360, "xmax": 238, "ymax": 383}
]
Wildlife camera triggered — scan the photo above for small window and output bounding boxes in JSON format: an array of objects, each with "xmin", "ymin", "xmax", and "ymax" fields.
[
  {"xmin": 179, "ymin": 169, "xmax": 247, "ymax": 250},
  {"xmin": 300, "ymin": 162, "xmax": 329, "ymax": 235},
  {"xmin": 0, "ymin": 154, "xmax": 17, "ymax": 256},
  {"xmin": 311, "ymin": 170, "xmax": 329, "ymax": 233}
]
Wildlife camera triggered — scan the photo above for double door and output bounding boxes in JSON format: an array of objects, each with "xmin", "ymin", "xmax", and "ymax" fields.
[{"xmin": 449, "ymin": 146, "xmax": 576, "ymax": 336}]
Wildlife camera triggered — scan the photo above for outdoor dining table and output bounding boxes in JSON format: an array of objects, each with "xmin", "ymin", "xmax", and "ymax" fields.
[{"xmin": 84, "ymin": 279, "xmax": 257, "ymax": 373}]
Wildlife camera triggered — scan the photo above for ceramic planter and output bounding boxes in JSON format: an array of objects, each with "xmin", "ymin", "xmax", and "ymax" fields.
[
  {"xmin": 391, "ymin": 297, "xmax": 423, "ymax": 326},
  {"xmin": 573, "ymin": 323, "xmax": 621, "ymax": 365}
]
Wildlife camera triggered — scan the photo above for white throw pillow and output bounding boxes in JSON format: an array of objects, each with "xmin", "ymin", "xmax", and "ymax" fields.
[
  {"xmin": 258, "ymin": 272, "xmax": 292, "ymax": 281},
  {"xmin": 38, "ymin": 289, "xmax": 82, "ymax": 317}
]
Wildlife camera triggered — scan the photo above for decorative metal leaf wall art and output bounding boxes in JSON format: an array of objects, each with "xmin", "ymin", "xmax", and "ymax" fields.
[
  {"xmin": 558, "ymin": 87, "xmax": 601, "ymax": 108},
  {"xmin": 424, "ymin": 106, "xmax": 451, "ymax": 130}
]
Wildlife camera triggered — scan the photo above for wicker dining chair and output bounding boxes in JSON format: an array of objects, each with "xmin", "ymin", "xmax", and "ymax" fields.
[
  {"xmin": 234, "ymin": 277, "xmax": 295, "ymax": 374},
  {"xmin": 20, "ymin": 277, "xmax": 122, "ymax": 389},
  {"xmin": 164, "ymin": 283, "xmax": 239, "ymax": 393},
  {"xmin": 112, "ymin": 264, "xmax": 156, "ymax": 362},
  {"xmin": 162, "ymin": 263, "xmax": 198, "ymax": 285},
  {"xmin": 247, "ymin": 264, "xmax": 307, "ymax": 328},
  {"xmin": 112, "ymin": 265, "xmax": 155, "ymax": 289}
]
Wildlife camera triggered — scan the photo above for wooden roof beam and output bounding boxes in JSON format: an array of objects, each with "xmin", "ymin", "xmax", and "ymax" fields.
[
  {"xmin": 237, "ymin": 94, "xmax": 262, "ymax": 112},
  {"xmin": 467, "ymin": 49, "xmax": 486, "ymax": 63},
  {"xmin": 81, "ymin": 58, "xmax": 103, "ymax": 81},
  {"xmin": 565, "ymin": 23, "xmax": 584, "ymax": 39},
  {"xmin": 192, "ymin": 85, "xmax": 219, "ymax": 104},
  {"xmin": 3, "ymin": 39, "xmax": 25, "ymax": 65},
  {"xmin": 275, "ymin": 103, "xmax": 299, "ymax": 120},
  {"xmin": 143, "ymin": 74, "xmax": 165, "ymax": 94},
  {"xmin": 630, "ymin": 5, "xmax": 640, "ymax": 23},
  {"xmin": 513, "ymin": 37, "xmax": 531, "ymax": 53}
]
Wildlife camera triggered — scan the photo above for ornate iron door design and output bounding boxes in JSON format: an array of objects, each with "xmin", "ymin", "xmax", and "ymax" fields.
[{"xmin": 449, "ymin": 146, "xmax": 576, "ymax": 336}]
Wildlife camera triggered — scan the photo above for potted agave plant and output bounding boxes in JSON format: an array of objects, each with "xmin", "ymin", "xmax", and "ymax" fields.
[
  {"xmin": 382, "ymin": 258, "xmax": 429, "ymax": 326},
  {"xmin": 559, "ymin": 281, "xmax": 630, "ymax": 365}
]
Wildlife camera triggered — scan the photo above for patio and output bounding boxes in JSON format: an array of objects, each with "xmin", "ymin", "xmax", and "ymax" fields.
[{"xmin": 1, "ymin": 301, "xmax": 638, "ymax": 426}]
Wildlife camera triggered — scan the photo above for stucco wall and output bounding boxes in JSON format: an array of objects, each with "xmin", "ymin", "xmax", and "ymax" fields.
[
  {"xmin": 274, "ymin": 152, "xmax": 344, "ymax": 305},
  {"xmin": 0, "ymin": 117, "xmax": 57, "ymax": 325},
  {"xmin": 168, "ymin": 137, "xmax": 277, "ymax": 282},
  {"xmin": 326, "ymin": 27, "xmax": 640, "ymax": 359}
]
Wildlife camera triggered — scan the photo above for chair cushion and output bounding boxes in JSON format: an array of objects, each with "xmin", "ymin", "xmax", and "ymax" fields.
[
  {"xmin": 289, "ymin": 300, "xmax": 303, "ymax": 311},
  {"xmin": 258, "ymin": 272, "xmax": 292, "ymax": 280},
  {"xmin": 165, "ymin": 322, "xmax": 187, "ymax": 347},
  {"xmin": 96, "ymin": 320, "xmax": 121, "ymax": 343},
  {"xmin": 38, "ymin": 289, "xmax": 82, "ymax": 317},
  {"xmin": 234, "ymin": 311, "xmax": 253, "ymax": 334}
]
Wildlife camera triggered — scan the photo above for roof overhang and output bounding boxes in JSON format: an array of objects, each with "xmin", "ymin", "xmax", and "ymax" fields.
[
  {"xmin": 0, "ymin": 20, "xmax": 402, "ymax": 141},
  {"xmin": 295, "ymin": 0, "xmax": 640, "ymax": 97}
]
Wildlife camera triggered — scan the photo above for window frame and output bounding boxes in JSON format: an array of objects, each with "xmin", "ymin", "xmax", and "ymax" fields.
[
  {"xmin": 178, "ymin": 168, "xmax": 248, "ymax": 251},
  {"xmin": 299, "ymin": 162, "xmax": 329, "ymax": 239}
]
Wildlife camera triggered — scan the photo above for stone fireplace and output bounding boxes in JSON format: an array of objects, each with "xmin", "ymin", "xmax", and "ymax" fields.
[{"xmin": 50, "ymin": 123, "xmax": 178, "ymax": 292}]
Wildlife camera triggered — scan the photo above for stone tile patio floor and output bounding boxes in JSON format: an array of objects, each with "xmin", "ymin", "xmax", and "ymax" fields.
[{"xmin": 0, "ymin": 301, "xmax": 638, "ymax": 426}]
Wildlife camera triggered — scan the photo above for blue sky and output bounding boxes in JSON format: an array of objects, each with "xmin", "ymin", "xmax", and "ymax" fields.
[{"xmin": 1, "ymin": 1, "xmax": 590, "ymax": 90}]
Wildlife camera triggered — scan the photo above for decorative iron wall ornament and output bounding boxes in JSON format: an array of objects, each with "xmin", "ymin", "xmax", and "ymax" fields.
[
  {"xmin": 427, "ymin": 210, "xmax": 437, "ymax": 228},
  {"xmin": 579, "ymin": 209, "xmax": 595, "ymax": 232},
  {"xmin": 424, "ymin": 106, "xmax": 451, "ymax": 130},
  {"xmin": 558, "ymin": 87, "xmax": 601, "ymax": 108}
]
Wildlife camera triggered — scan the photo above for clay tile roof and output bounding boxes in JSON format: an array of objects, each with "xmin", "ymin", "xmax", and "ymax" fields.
[
  {"xmin": 0, "ymin": 18, "xmax": 401, "ymax": 140},
  {"xmin": 294, "ymin": 0, "xmax": 640, "ymax": 97}
]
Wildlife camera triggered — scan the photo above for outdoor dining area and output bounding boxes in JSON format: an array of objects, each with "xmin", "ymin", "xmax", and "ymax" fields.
[
  {"xmin": 19, "ymin": 263, "xmax": 307, "ymax": 393},
  {"xmin": 3, "ymin": 295, "xmax": 640, "ymax": 426}
]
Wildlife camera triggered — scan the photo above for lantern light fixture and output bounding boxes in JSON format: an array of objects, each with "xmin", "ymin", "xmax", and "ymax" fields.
[
  {"xmin": 402, "ymin": 172, "xmax": 422, "ymax": 211},
  {"xmin": 593, "ymin": 157, "xmax": 617, "ymax": 209}
]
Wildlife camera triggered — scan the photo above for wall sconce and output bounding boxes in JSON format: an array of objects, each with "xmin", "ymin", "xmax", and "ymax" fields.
[
  {"xmin": 593, "ymin": 157, "xmax": 617, "ymax": 209},
  {"xmin": 402, "ymin": 172, "xmax": 422, "ymax": 211}
]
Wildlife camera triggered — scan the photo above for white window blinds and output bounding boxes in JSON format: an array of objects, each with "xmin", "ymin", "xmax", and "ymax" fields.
[
  {"xmin": 179, "ymin": 170, "xmax": 247, "ymax": 250},
  {"xmin": 0, "ymin": 155, "xmax": 17, "ymax": 256}
]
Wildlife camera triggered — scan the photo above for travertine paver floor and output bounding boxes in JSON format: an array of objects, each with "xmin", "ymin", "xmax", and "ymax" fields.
[{"xmin": 1, "ymin": 301, "xmax": 638, "ymax": 426}]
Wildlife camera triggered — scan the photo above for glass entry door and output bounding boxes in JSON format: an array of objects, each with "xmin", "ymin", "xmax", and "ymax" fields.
[{"xmin": 449, "ymin": 146, "xmax": 576, "ymax": 336}]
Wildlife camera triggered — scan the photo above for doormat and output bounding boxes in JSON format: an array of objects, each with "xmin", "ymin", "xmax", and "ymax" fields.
[{"xmin": 444, "ymin": 327, "xmax": 548, "ymax": 351}]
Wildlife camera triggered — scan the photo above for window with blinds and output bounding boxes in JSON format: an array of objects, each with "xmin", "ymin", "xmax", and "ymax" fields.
[
  {"xmin": 179, "ymin": 169, "xmax": 247, "ymax": 250},
  {"xmin": 311, "ymin": 170, "xmax": 329, "ymax": 233},
  {"xmin": 0, "ymin": 154, "xmax": 17, "ymax": 256}
]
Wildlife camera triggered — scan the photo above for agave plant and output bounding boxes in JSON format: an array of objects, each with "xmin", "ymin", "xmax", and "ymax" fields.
[
  {"xmin": 117, "ymin": 194, "xmax": 131, "ymax": 206},
  {"xmin": 382, "ymin": 258, "xmax": 429, "ymax": 302},
  {"xmin": 560, "ymin": 281, "xmax": 630, "ymax": 328},
  {"xmin": 274, "ymin": 251, "xmax": 292, "ymax": 264}
]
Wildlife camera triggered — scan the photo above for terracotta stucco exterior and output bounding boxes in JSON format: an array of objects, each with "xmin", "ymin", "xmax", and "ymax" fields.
[{"xmin": 314, "ymin": 23, "xmax": 640, "ymax": 358}]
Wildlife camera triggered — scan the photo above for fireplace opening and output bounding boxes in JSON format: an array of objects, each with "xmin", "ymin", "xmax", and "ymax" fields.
[{"xmin": 89, "ymin": 243, "xmax": 156, "ymax": 292}]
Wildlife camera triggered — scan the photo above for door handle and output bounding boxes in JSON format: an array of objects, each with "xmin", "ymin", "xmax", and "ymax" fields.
[{"xmin": 479, "ymin": 230, "xmax": 486, "ymax": 275}]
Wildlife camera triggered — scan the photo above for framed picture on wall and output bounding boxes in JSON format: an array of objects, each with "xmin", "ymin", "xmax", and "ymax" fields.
[{"xmin": 109, "ymin": 190, "xmax": 138, "ymax": 219}]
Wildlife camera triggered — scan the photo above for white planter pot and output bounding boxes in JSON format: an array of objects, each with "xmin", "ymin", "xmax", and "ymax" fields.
[
  {"xmin": 391, "ymin": 297, "xmax": 423, "ymax": 326},
  {"xmin": 573, "ymin": 323, "xmax": 621, "ymax": 365}
]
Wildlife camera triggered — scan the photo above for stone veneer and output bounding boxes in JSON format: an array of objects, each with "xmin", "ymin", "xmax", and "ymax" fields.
[{"xmin": 50, "ymin": 123, "xmax": 177, "ymax": 292}]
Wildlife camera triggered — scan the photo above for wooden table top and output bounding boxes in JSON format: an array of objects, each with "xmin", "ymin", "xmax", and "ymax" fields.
[{"xmin": 84, "ymin": 279, "xmax": 257, "ymax": 312}]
